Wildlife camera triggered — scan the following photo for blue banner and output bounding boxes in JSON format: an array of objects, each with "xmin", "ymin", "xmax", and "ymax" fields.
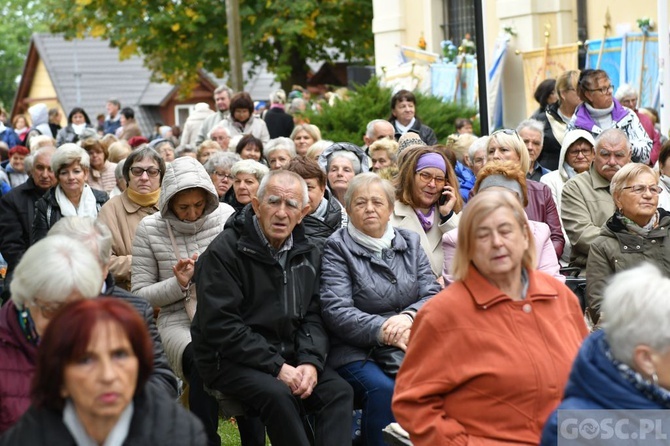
[
  {"xmin": 623, "ymin": 33, "xmax": 659, "ymax": 108},
  {"xmin": 585, "ymin": 36, "xmax": 623, "ymax": 89}
]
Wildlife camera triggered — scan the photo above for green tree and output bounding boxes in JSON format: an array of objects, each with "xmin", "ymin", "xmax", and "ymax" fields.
[
  {"xmin": 0, "ymin": 0, "xmax": 48, "ymax": 110},
  {"xmin": 45, "ymin": 0, "xmax": 374, "ymax": 91}
]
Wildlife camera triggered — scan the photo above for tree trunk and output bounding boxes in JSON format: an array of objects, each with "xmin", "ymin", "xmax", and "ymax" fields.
[{"xmin": 280, "ymin": 47, "xmax": 309, "ymax": 92}]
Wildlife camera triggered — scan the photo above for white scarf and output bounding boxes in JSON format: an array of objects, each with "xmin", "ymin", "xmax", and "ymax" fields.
[
  {"xmin": 585, "ymin": 102, "xmax": 614, "ymax": 130},
  {"xmin": 63, "ymin": 399, "xmax": 133, "ymax": 446},
  {"xmin": 55, "ymin": 183, "xmax": 99, "ymax": 218},
  {"xmin": 347, "ymin": 221, "xmax": 395, "ymax": 258},
  {"xmin": 394, "ymin": 118, "xmax": 416, "ymax": 135},
  {"xmin": 72, "ymin": 123, "xmax": 87, "ymax": 135}
]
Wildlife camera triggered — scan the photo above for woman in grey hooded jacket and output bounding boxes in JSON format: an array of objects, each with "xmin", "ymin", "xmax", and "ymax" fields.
[{"xmin": 132, "ymin": 156, "xmax": 234, "ymax": 446}]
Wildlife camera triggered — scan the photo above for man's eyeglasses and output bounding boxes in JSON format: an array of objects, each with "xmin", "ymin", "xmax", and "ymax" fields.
[
  {"xmin": 622, "ymin": 185, "xmax": 663, "ymax": 195},
  {"xmin": 417, "ymin": 171, "xmax": 446, "ymax": 185},
  {"xmin": 586, "ymin": 85, "xmax": 614, "ymax": 95},
  {"xmin": 130, "ymin": 167, "xmax": 161, "ymax": 177},
  {"xmin": 213, "ymin": 171, "xmax": 234, "ymax": 180}
]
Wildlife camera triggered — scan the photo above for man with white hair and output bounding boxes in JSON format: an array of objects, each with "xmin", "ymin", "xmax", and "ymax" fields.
[
  {"xmin": 0, "ymin": 147, "xmax": 57, "ymax": 301},
  {"xmin": 517, "ymin": 119, "xmax": 551, "ymax": 181},
  {"xmin": 561, "ymin": 128, "xmax": 632, "ymax": 268},
  {"xmin": 196, "ymin": 85, "xmax": 234, "ymax": 145},
  {"xmin": 192, "ymin": 170, "xmax": 353, "ymax": 446},
  {"xmin": 363, "ymin": 119, "xmax": 395, "ymax": 155},
  {"xmin": 208, "ymin": 124, "xmax": 231, "ymax": 151},
  {"xmin": 615, "ymin": 84, "xmax": 661, "ymax": 164}
]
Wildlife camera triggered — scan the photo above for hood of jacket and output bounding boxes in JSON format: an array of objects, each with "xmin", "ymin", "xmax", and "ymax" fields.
[
  {"xmin": 318, "ymin": 142, "xmax": 370, "ymax": 173},
  {"xmin": 558, "ymin": 130, "xmax": 596, "ymax": 182},
  {"xmin": 28, "ymin": 103, "xmax": 48, "ymax": 127},
  {"xmin": 572, "ymin": 98, "xmax": 630, "ymax": 133},
  {"xmin": 159, "ymin": 156, "xmax": 219, "ymax": 221},
  {"xmin": 562, "ymin": 330, "xmax": 664, "ymax": 409}
]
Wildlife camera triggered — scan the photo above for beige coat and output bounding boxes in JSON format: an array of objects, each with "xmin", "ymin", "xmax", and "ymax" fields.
[
  {"xmin": 97, "ymin": 190, "xmax": 159, "ymax": 290},
  {"xmin": 131, "ymin": 157, "xmax": 235, "ymax": 378},
  {"xmin": 390, "ymin": 201, "xmax": 460, "ymax": 277}
]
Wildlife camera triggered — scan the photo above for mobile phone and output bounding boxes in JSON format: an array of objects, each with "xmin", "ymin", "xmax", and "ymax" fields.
[{"xmin": 438, "ymin": 191, "xmax": 448, "ymax": 206}]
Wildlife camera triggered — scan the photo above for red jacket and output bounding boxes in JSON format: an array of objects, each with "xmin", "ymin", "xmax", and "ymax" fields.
[
  {"xmin": 392, "ymin": 266, "xmax": 587, "ymax": 445},
  {"xmin": 636, "ymin": 111, "xmax": 661, "ymax": 166},
  {"xmin": 0, "ymin": 301, "xmax": 37, "ymax": 434}
]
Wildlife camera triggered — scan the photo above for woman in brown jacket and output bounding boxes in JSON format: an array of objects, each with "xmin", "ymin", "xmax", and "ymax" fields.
[{"xmin": 97, "ymin": 146, "xmax": 165, "ymax": 290}]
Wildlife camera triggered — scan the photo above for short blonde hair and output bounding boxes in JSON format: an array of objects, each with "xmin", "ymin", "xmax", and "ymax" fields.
[
  {"xmin": 486, "ymin": 130, "xmax": 530, "ymax": 173},
  {"xmin": 107, "ymin": 140, "xmax": 132, "ymax": 163},
  {"xmin": 369, "ymin": 138, "xmax": 399, "ymax": 162},
  {"xmin": 610, "ymin": 163, "xmax": 657, "ymax": 197},
  {"xmin": 451, "ymin": 190, "xmax": 536, "ymax": 281},
  {"xmin": 51, "ymin": 143, "xmax": 90, "ymax": 174}
]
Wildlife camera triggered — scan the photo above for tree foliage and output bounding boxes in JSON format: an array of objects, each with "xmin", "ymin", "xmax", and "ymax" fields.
[
  {"xmin": 0, "ymin": 0, "xmax": 48, "ymax": 110},
  {"xmin": 44, "ymin": 0, "xmax": 374, "ymax": 91},
  {"xmin": 306, "ymin": 79, "xmax": 479, "ymax": 144}
]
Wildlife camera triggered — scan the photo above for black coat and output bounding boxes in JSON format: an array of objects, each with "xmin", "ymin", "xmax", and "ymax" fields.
[
  {"xmin": 0, "ymin": 178, "xmax": 48, "ymax": 278},
  {"xmin": 302, "ymin": 194, "xmax": 344, "ymax": 253},
  {"xmin": 191, "ymin": 206, "xmax": 329, "ymax": 386},
  {"xmin": 0, "ymin": 380, "xmax": 206, "ymax": 445},
  {"xmin": 263, "ymin": 107, "xmax": 295, "ymax": 139},
  {"xmin": 533, "ymin": 102, "xmax": 563, "ymax": 171},
  {"xmin": 389, "ymin": 116, "xmax": 438, "ymax": 145},
  {"xmin": 32, "ymin": 186, "xmax": 108, "ymax": 243},
  {"xmin": 102, "ymin": 273, "xmax": 179, "ymax": 398}
]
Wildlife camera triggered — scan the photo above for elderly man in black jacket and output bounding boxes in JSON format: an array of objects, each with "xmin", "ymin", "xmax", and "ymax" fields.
[
  {"xmin": 0, "ymin": 147, "xmax": 57, "ymax": 302},
  {"xmin": 192, "ymin": 170, "xmax": 353, "ymax": 446}
]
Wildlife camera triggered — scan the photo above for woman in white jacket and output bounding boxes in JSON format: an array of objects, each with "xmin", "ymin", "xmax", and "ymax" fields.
[{"xmin": 132, "ymin": 156, "xmax": 234, "ymax": 446}]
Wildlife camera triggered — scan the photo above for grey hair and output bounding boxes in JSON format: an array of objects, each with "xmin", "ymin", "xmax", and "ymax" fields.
[
  {"xmin": 256, "ymin": 170, "xmax": 309, "ymax": 207},
  {"xmin": 114, "ymin": 159, "xmax": 125, "ymax": 181},
  {"xmin": 10, "ymin": 235, "xmax": 102, "ymax": 306},
  {"xmin": 609, "ymin": 162, "xmax": 657, "ymax": 196},
  {"xmin": 595, "ymin": 128, "xmax": 631, "ymax": 153},
  {"xmin": 51, "ymin": 143, "xmax": 90, "ymax": 174},
  {"xmin": 214, "ymin": 85, "xmax": 233, "ymax": 98},
  {"xmin": 29, "ymin": 135, "xmax": 56, "ymax": 153},
  {"xmin": 231, "ymin": 159, "xmax": 270, "ymax": 182},
  {"xmin": 344, "ymin": 172, "xmax": 395, "ymax": 212},
  {"xmin": 28, "ymin": 147, "xmax": 55, "ymax": 174},
  {"xmin": 288, "ymin": 98, "xmax": 307, "ymax": 115},
  {"xmin": 122, "ymin": 146, "xmax": 166, "ymax": 183},
  {"xmin": 516, "ymin": 119, "xmax": 545, "ymax": 140},
  {"xmin": 327, "ymin": 150, "xmax": 361, "ymax": 174},
  {"xmin": 48, "ymin": 216, "xmax": 113, "ymax": 267},
  {"xmin": 204, "ymin": 152, "xmax": 241, "ymax": 174},
  {"xmin": 615, "ymin": 84, "xmax": 638, "ymax": 102},
  {"xmin": 602, "ymin": 263, "xmax": 670, "ymax": 366},
  {"xmin": 305, "ymin": 140, "xmax": 334, "ymax": 161},
  {"xmin": 207, "ymin": 122, "xmax": 230, "ymax": 140},
  {"xmin": 175, "ymin": 144, "xmax": 197, "ymax": 158},
  {"xmin": 264, "ymin": 137, "xmax": 297, "ymax": 159},
  {"xmin": 23, "ymin": 155, "xmax": 34, "ymax": 174},
  {"xmin": 365, "ymin": 119, "xmax": 391, "ymax": 139},
  {"xmin": 468, "ymin": 136, "xmax": 489, "ymax": 164},
  {"xmin": 270, "ymin": 89, "xmax": 287, "ymax": 105}
]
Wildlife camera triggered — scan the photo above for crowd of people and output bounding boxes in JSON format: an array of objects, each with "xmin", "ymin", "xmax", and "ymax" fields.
[{"xmin": 0, "ymin": 68, "xmax": 669, "ymax": 446}]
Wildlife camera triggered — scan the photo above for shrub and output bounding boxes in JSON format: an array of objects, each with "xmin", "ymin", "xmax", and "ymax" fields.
[{"xmin": 305, "ymin": 78, "xmax": 479, "ymax": 144}]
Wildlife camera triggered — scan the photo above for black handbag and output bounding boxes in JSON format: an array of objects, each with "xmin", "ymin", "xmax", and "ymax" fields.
[{"xmin": 369, "ymin": 346, "xmax": 405, "ymax": 377}]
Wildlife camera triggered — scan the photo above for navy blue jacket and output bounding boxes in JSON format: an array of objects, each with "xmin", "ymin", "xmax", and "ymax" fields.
[{"xmin": 541, "ymin": 330, "xmax": 667, "ymax": 445}]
